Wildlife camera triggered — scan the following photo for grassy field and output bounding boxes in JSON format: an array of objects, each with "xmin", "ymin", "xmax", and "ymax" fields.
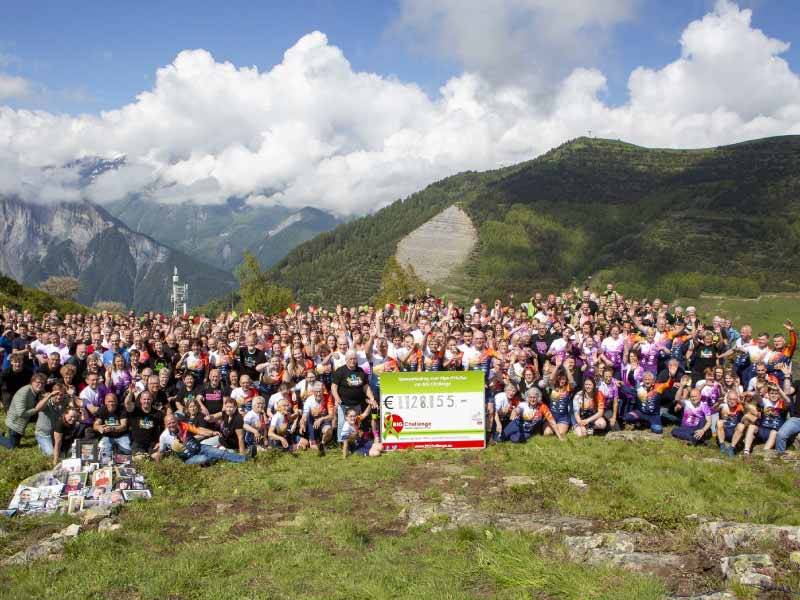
[
  {"xmin": 2, "ymin": 421, "xmax": 800, "ymax": 599},
  {"xmin": 677, "ymin": 293, "xmax": 800, "ymax": 336}
]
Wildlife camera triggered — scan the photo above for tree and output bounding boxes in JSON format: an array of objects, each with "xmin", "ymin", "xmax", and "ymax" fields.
[
  {"xmin": 374, "ymin": 257, "xmax": 426, "ymax": 307},
  {"xmin": 236, "ymin": 252, "xmax": 293, "ymax": 314},
  {"xmin": 39, "ymin": 276, "xmax": 80, "ymax": 300},
  {"xmin": 93, "ymin": 300, "xmax": 127, "ymax": 314}
]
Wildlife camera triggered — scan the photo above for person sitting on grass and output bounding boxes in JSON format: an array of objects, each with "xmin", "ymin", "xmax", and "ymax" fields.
[
  {"xmin": 503, "ymin": 387, "xmax": 565, "ymax": 442},
  {"xmin": 93, "ymin": 392, "xmax": 131, "ymax": 455},
  {"xmin": 243, "ymin": 395, "xmax": 269, "ymax": 451},
  {"xmin": 340, "ymin": 406, "xmax": 382, "ymax": 457},
  {"xmin": 206, "ymin": 397, "xmax": 250, "ymax": 457},
  {"xmin": 157, "ymin": 412, "xmax": 248, "ymax": 465},
  {"xmin": 124, "ymin": 388, "xmax": 164, "ymax": 460},
  {"xmin": 299, "ymin": 382, "xmax": 333, "ymax": 454},
  {"xmin": 742, "ymin": 381, "xmax": 790, "ymax": 456},
  {"xmin": 717, "ymin": 390, "xmax": 746, "ymax": 457},
  {"xmin": 623, "ymin": 371, "xmax": 673, "ymax": 434},
  {"xmin": 671, "ymin": 384, "xmax": 712, "ymax": 445},
  {"xmin": 571, "ymin": 377, "xmax": 607, "ymax": 437},
  {"xmin": 268, "ymin": 397, "xmax": 300, "ymax": 451},
  {"xmin": 492, "ymin": 382, "xmax": 521, "ymax": 443},
  {"xmin": 51, "ymin": 407, "xmax": 83, "ymax": 467}
]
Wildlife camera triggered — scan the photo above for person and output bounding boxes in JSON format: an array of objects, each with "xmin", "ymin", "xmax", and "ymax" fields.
[
  {"xmin": 340, "ymin": 405, "xmax": 382, "ymax": 457},
  {"xmin": 93, "ymin": 392, "xmax": 131, "ymax": 455},
  {"xmin": 300, "ymin": 382, "xmax": 333, "ymax": 453},
  {"xmin": 33, "ymin": 383, "xmax": 69, "ymax": 456},
  {"xmin": 717, "ymin": 390, "xmax": 746, "ymax": 457},
  {"xmin": 571, "ymin": 378, "xmax": 607, "ymax": 437},
  {"xmin": 157, "ymin": 412, "xmax": 247, "ymax": 465},
  {"xmin": 243, "ymin": 396, "xmax": 269, "ymax": 450},
  {"xmin": 671, "ymin": 385, "xmax": 712, "ymax": 445},
  {"xmin": 1, "ymin": 353, "xmax": 33, "ymax": 410},
  {"xmin": 623, "ymin": 372, "xmax": 673, "ymax": 434},
  {"xmin": 331, "ymin": 350, "xmax": 376, "ymax": 443},
  {"xmin": 208, "ymin": 396, "xmax": 249, "ymax": 457},
  {"xmin": 742, "ymin": 381, "xmax": 790, "ymax": 455},
  {"xmin": 775, "ymin": 375, "xmax": 800, "ymax": 454},
  {"xmin": 124, "ymin": 388, "xmax": 164, "ymax": 458},
  {"xmin": 503, "ymin": 387, "xmax": 565, "ymax": 442},
  {"xmin": 0, "ymin": 373, "xmax": 46, "ymax": 448},
  {"xmin": 268, "ymin": 397, "xmax": 300, "ymax": 451},
  {"xmin": 51, "ymin": 407, "xmax": 83, "ymax": 467}
]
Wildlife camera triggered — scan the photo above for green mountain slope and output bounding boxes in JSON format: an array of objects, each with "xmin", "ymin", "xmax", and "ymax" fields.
[
  {"xmin": 272, "ymin": 136, "xmax": 800, "ymax": 305},
  {"xmin": 106, "ymin": 197, "xmax": 340, "ymax": 271},
  {"xmin": 0, "ymin": 274, "xmax": 90, "ymax": 317}
]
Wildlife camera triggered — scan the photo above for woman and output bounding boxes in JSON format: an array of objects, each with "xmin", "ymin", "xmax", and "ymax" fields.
[
  {"xmin": 743, "ymin": 383, "xmax": 789, "ymax": 455},
  {"xmin": 571, "ymin": 378, "xmax": 607, "ymax": 437},
  {"xmin": 268, "ymin": 398, "xmax": 299, "ymax": 450},
  {"xmin": 105, "ymin": 353, "xmax": 132, "ymax": 401},
  {"xmin": 600, "ymin": 324, "xmax": 625, "ymax": 380},
  {"xmin": 184, "ymin": 399, "xmax": 208, "ymax": 429},
  {"xmin": 543, "ymin": 367, "xmax": 572, "ymax": 438}
]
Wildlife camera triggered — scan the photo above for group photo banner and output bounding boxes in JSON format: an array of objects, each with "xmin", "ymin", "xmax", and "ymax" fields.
[{"xmin": 379, "ymin": 371, "xmax": 486, "ymax": 450}]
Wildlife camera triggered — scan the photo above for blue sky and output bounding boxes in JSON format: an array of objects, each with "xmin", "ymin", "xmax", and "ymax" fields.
[
  {"xmin": 2, "ymin": 0, "xmax": 798, "ymax": 114},
  {"xmin": 1, "ymin": 1, "xmax": 799, "ymax": 216}
]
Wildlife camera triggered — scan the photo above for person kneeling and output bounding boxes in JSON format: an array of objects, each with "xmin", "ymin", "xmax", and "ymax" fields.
[
  {"xmin": 671, "ymin": 386, "xmax": 712, "ymax": 445},
  {"xmin": 572, "ymin": 379, "xmax": 607, "ymax": 437},
  {"xmin": 340, "ymin": 406, "xmax": 382, "ymax": 457}
]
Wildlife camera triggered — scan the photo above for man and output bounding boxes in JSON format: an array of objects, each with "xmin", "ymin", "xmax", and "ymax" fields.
[
  {"xmin": 775, "ymin": 376, "xmax": 800, "ymax": 454},
  {"xmin": 331, "ymin": 350, "xmax": 376, "ymax": 442},
  {"xmin": 37, "ymin": 352, "xmax": 63, "ymax": 391},
  {"xmin": 0, "ymin": 373, "xmax": 46, "ymax": 448},
  {"xmin": 199, "ymin": 368, "xmax": 228, "ymax": 415},
  {"xmin": 51, "ymin": 407, "xmax": 83, "ymax": 467},
  {"xmin": 102, "ymin": 334, "xmax": 129, "ymax": 367},
  {"xmin": 1, "ymin": 353, "xmax": 33, "ymax": 410},
  {"xmin": 237, "ymin": 333, "xmax": 266, "ymax": 381},
  {"xmin": 124, "ymin": 389, "xmax": 164, "ymax": 458},
  {"xmin": 462, "ymin": 330, "xmax": 497, "ymax": 438},
  {"xmin": 93, "ymin": 392, "xmax": 131, "ymax": 454},
  {"xmin": 623, "ymin": 372, "xmax": 674, "ymax": 434},
  {"xmin": 78, "ymin": 371, "xmax": 104, "ymax": 434},
  {"xmin": 157, "ymin": 412, "xmax": 247, "ymax": 465},
  {"xmin": 66, "ymin": 343, "xmax": 90, "ymax": 382}
]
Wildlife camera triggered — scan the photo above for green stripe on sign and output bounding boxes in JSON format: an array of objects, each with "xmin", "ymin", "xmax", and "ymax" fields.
[{"xmin": 398, "ymin": 429, "xmax": 484, "ymax": 436}]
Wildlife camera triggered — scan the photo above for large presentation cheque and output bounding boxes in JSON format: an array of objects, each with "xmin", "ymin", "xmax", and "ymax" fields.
[{"xmin": 379, "ymin": 371, "xmax": 486, "ymax": 450}]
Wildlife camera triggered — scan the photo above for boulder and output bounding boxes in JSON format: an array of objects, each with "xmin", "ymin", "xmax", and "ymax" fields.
[
  {"xmin": 564, "ymin": 531, "xmax": 684, "ymax": 577},
  {"xmin": 60, "ymin": 524, "xmax": 81, "ymax": 538},
  {"xmin": 82, "ymin": 505, "xmax": 112, "ymax": 525},
  {"xmin": 502, "ymin": 475, "xmax": 537, "ymax": 487},
  {"xmin": 721, "ymin": 554, "xmax": 774, "ymax": 587},
  {"xmin": 97, "ymin": 518, "xmax": 121, "ymax": 533},
  {"xmin": 2, "ymin": 536, "xmax": 65, "ymax": 566},
  {"xmin": 699, "ymin": 521, "xmax": 800, "ymax": 551},
  {"xmin": 568, "ymin": 477, "xmax": 588, "ymax": 490}
]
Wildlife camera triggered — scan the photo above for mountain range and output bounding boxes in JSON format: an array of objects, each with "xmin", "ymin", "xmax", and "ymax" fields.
[
  {"xmin": 270, "ymin": 135, "xmax": 800, "ymax": 305},
  {"xmin": 0, "ymin": 195, "xmax": 237, "ymax": 312}
]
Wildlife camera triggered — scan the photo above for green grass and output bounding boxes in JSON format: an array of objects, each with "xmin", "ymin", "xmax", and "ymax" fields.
[
  {"xmin": 2, "ymin": 424, "xmax": 799, "ymax": 599},
  {"xmin": 677, "ymin": 293, "xmax": 800, "ymax": 336}
]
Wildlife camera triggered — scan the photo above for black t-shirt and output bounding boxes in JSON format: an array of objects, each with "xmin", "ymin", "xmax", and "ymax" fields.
[
  {"xmin": 332, "ymin": 365, "xmax": 368, "ymax": 408},
  {"xmin": 1, "ymin": 365, "xmax": 33, "ymax": 398},
  {"xmin": 95, "ymin": 405, "xmax": 128, "ymax": 438},
  {"xmin": 200, "ymin": 383, "xmax": 230, "ymax": 414},
  {"xmin": 218, "ymin": 412, "xmax": 244, "ymax": 450},
  {"xmin": 127, "ymin": 406, "xmax": 164, "ymax": 449},
  {"xmin": 37, "ymin": 363, "xmax": 62, "ymax": 391},
  {"xmin": 53, "ymin": 417, "xmax": 82, "ymax": 450},
  {"xmin": 691, "ymin": 342, "xmax": 718, "ymax": 375},
  {"xmin": 789, "ymin": 380, "xmax": 800, "ymax": 419},
  {"xmin": 175, "ymin": 386, "xmax": 202, "ymax": 410},
  {"xmin": 238, "ymin": 348, "xmax": 266, "ymax": 380},
  {"xmin": 150, "ymin": 353, "xmax": 172, "ymax": 375}
]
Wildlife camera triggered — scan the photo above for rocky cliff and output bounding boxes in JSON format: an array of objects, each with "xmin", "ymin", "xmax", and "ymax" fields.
[{"xmin": 0, "ymin": 195, "xmax": 237, "ymax": 312}]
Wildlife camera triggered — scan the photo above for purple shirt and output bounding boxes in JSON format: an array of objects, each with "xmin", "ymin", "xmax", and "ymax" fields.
[{"xmin": 681, "ymin": 400, "xmax": 712, "ymax": 428}]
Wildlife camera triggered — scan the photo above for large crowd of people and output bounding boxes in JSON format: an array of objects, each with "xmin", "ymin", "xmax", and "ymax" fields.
[{"xmin": 0, "ymin": 284, "xmax": 798, "ymax": 467}]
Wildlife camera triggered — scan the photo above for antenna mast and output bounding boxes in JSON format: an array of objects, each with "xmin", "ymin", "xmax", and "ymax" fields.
[{"xmin": 170, "ymin": 266, "xmax": 188, "ymax": 315}]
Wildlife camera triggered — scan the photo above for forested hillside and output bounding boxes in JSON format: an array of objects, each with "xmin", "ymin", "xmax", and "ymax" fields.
[{"xmin": 272, "ymin": 136, "xmax": 800, "ymax": 305}]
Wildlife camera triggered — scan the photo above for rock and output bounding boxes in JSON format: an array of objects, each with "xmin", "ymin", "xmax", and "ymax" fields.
[
  {"xmin": 502, "ymin": 475, "xmax": 537, "ymax": 487},
  {"xmin": 97, "ymin": 518, "xmax": 121, "ymax": 533},
  {"xmin": 668, "ymin": 593, "xmax": 735, "ymax": 600},
  {"xmin": 564, "ymin": 532, "xmax": 635, "ymax": 556},
  {"xmin": 619, "ymin": 517, "xmax": 657, "ymax": 532},
  {"xmin": 2, "ymin": 537, "xmax": 65, "ymax": 566},
  {"xmin": 215, "ymin": 503, "xmax": 233, "ymax": 515},
  {"xmin": 565, "ymin": 532, "xmax": 684, "ymax": 577},
  {"xmin": 82, "ymin": 505, "xmax": 112, "ymax": 525},
  {"xmin": 699, "ymin": 521, "xmax": 800, "ymax": 551},
  {"xmin": 721, "ymin": 554, "xmax": 774, "ymax": 587},
  {"xmin": 568, "ymin": 477, "xmax": 588, "ymax": 490},
  {"xmin": 605, "ymin": 430, "xmax": 663, "ymax": 442},
  {"xmin": 395, "ymin": 490, "xmax": 595, "ymax": 535},
  {"xmin": 790, "ymin": 551, "xmax": 800, "ymax": 566},
  {"xmin": 60, "ymin": 524, "xmax": 81, "ymax": 538}
]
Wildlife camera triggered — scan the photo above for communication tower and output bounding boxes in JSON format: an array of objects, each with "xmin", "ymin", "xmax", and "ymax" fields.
[{"xmin": 170, "ymin": 267, "xmax": 188, "ymax": 315}]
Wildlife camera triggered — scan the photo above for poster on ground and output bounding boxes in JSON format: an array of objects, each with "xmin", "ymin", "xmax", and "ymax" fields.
[{"xmin": 379, "ymin": 371, "xmax": 485, "ymax": 450}]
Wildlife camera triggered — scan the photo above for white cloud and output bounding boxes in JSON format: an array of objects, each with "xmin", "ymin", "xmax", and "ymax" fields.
[
  {"xmin": 0, "ymin": 72, "xmax": 31, "ymax": 99},
  {"xmin": 0, "ymin": 1, "xmax": 798, "ymax": 216},
  {"xmin": 395, "ymin": 0, "xmax": 638, "ymax": 90}
]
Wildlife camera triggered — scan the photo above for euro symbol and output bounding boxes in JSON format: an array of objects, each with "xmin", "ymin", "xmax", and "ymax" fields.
[{"xmin": 383, "ymin": 395, "xmax": 394, "ymax": 410}]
